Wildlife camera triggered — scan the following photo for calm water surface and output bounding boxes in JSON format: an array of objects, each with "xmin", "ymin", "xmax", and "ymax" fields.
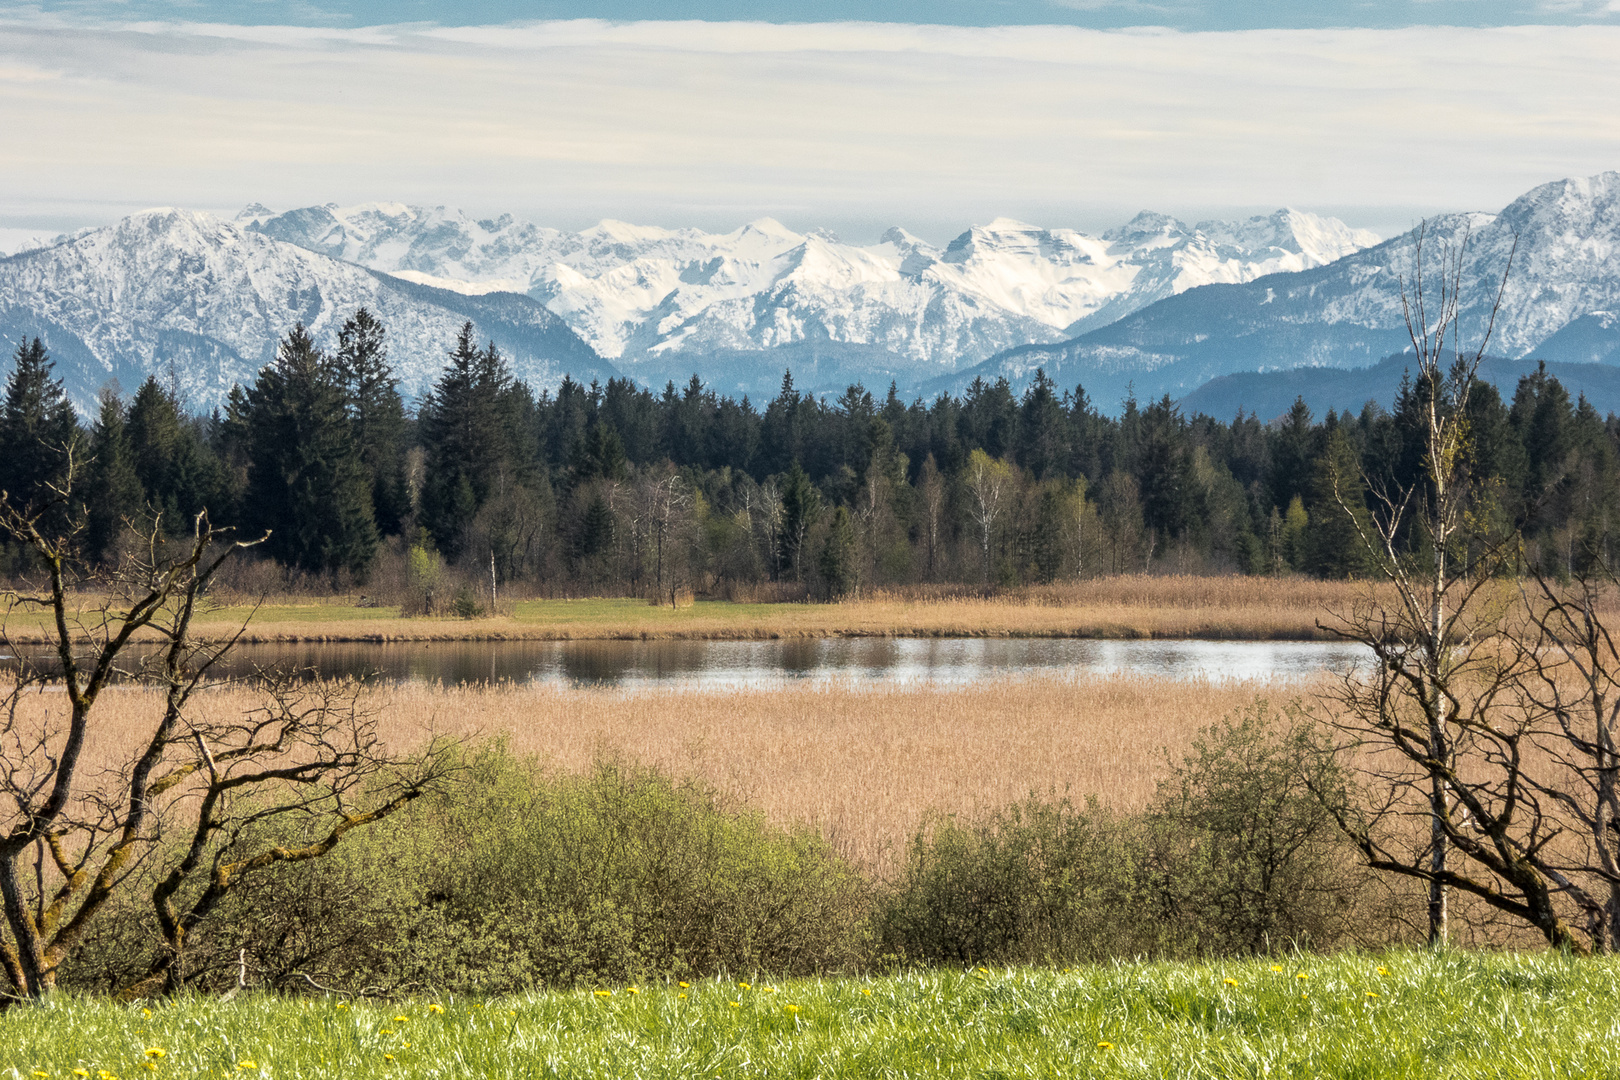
[{"xmin": 22, "ymin": 637, "xmax": 1370, "ymax": 690}]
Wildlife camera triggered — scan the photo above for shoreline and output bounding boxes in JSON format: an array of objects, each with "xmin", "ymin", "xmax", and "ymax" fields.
[{"xmin": 0, "ymin": 577, "xmax": 1435, "ymax": 646}]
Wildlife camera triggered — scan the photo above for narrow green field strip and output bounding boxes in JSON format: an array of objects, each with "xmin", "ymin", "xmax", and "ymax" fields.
[{"xmin": 7, "ymin": 951, "xmax": 1619, "ymax": 1080}]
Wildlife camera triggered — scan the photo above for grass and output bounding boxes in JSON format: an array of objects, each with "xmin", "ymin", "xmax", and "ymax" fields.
[
  {"xmin": 2, "ymin": 575, "xmax": 1403, "ymax": 644},
  {"xmin": 6, "ymin": 950, "xmax": 1619, "ymax": 1078}
]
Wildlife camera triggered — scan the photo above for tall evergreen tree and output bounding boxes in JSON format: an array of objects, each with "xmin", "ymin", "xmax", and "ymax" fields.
[
  {"xmin": 335, "ymin": 308, "xmax": 410, "ymax": 536},
  {"xmin": 82, "ymin": 390, "xmax": 145, "ymax": 562},
  {"xmin": 243, "ymin": 325, "xmax": 378, "ymax": 578},
  {"xmin": 419, "ymin": 323, "xmax": 528, "ymax": 558},
  {"xmin": 125, "ymin": 376, "xmax": 230, "ymax": 531},
  {"xmin": 777, "ymin": 460, "xmax": 821, "ymax": 582},
  {"xmin": 0, "ymin": 337, "xmax": 79, "ymax": 517}
]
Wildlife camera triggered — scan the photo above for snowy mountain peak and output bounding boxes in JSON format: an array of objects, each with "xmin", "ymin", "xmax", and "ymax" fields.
[{"xmin": 243, "ymin": 199, "xmax": 1382, "ymax": 378}]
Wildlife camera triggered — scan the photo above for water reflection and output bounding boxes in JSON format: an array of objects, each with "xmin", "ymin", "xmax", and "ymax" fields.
[{"xmin": 1, "ymin": 637, "xmax": 1372, "ymax": 690}]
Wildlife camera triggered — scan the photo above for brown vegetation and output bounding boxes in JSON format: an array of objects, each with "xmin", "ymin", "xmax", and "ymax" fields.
[
  {"xmin": 61, "ymin": 673, "xmax": 1300, "ymax": 875},
  {"xmin": 1, "ymin": 574, "xmax": 1435, "ymax": 644}
]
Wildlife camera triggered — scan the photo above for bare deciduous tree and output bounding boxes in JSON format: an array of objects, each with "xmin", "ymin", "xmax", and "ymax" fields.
[
  {"xmin": 0, "ymin": 473, "xmax": 453, "ymax": 1000},
  {"xmin": 1318, "ymin": 220, "xmax": 1521, "ymax": 946}
]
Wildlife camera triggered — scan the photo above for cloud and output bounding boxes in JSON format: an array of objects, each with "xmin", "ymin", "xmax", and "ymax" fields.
[{"xmin": 0, "ymin": 16, "xmax": 1615, "ymax": 237}]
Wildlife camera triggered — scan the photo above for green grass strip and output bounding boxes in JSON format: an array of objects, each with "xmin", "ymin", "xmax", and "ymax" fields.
[{"xmin": 6, "ymin": 950, "xmax": 1618, "ymax": 1079}]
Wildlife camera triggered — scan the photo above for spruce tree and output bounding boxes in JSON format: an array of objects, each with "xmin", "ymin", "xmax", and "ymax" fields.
[
  {"xmin": 243, "ymin": 325, "xmax": 378, "ymax": 579},
  {"xmin": 777, "ymin": 460, "xmax": 821, "ymax": 581},
  {"xmin": 82, "ymin": 390, "xmax": 145, "ymax": 562},
  {"xmin": 335, "ymin": 308, "xmax": 410, "ymax": 536},
  {"xmin": 125, "ymin": 376, "xmax": 231, "ymax": 531},
  {"xmin": 0, "ymin": 337, "xmax": 80, "ymax": 518},
  {"xmin": 419, "ymin": 322, "xmax": 528, "ymax": 559}
]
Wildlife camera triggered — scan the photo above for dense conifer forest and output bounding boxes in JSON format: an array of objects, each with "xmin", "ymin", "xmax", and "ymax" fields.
[{"xmin": 2, "ymin": 309, "xmax": 1617, "ymax": 600}]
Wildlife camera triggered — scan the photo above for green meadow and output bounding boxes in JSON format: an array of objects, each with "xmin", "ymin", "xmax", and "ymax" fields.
[{"xmin": 6, "ymin": 950, "xmax": 1618, "ymax": 1080}]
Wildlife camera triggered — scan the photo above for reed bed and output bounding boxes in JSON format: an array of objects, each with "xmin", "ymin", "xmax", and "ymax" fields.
[
  {"xmin": 1, "ymin": 574, "xmax": 1419, "ymax": 644},
  {"xmin": 53, "ymin": 673, "xmax": 1307, "ymax": 875}
]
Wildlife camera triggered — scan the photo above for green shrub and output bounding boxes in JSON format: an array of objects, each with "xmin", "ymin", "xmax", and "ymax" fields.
[
  {"xmin": 1145, "ymin": 699, "xmax": 1369, "ymax": 954},
  {"xmin": 61, "ymin": 745, "xmax": 870, "ymax": 995},
  {"xmin": 876, "ymin": 700, "xmax": 1380, "ymax": 967},
  {"xmin": 875, "ymin": 796, "xmax": 1164, "ymax": 966}
]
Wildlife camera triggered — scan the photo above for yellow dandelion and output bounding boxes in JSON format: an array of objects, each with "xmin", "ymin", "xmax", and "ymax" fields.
[
  {"xmin": 1097, "ymin": 1041, "xmax": 1114, "ymax": 1051},
  {"xmin": 507, "ymin": 1010, "xmax": 516, "ymax": 1016},
  {"xmin": 73, "ymin": 1071, "xmax": 90, "ymax": 1078},
  {"xmin": 1270, "ymin": 965, "xmax": 1283, "ymax": 973},
  {"xmin": 1222, "ymin": 978, "xmax": 1238, "ymax": 987},
  {"xmin": 679, "ymin": 981, "xmax": 690, "ymax": 988},
  {"xmin": 427, "ymin": 1003, "xmax": 445, "ymax": 1015},
  {"xmin": 236, "ymin": 1062, "xmax": 258, "ymax": 1071},
  {"xmin": 729, "ymin": 1001, "xmax": 741, "ymax": 1008},
  {"xmin": 1377, "ymin": 966, "xmax": 1389, "ymax": 976},
  {"xmin": 144, "ymin": 1050, "xmax": 166, "ymax": 1060},
  {"xmin": 861, "ymin": 988, "xmax": 872, "ymax": 996},
  {"xmin": 761, "ymin": 987, "xmax": 775, "ymax": 994},
  {"xmin": 335, "ymin": 1002, "xmax": 349, "ymax": 1010},
  {"xmin": 738, "ymin": 982, "xmax": 750, "ymax": 990},
  {"xmin": 33, "ymin": 1072, "xmax": 49, "ymax": 1077},
  {"xmin": 678, "ymin": 993, "xmax": 688, "ymax": 1000},
  {"xmin": 383, "ymin": 1054, "xmax": 395, "ymax": 1063},
  {"xmin": 1295, "ymin": 973, "xmax": 1307, "ymax": 981},
  {"xmin": 783, "ymin": 1004, "xmax": 799, "ymax": 1014},
  {"xmin": 593, "ymin": 990, "xmax": 612, "ymax": 998},
  {"xmin": 402, "ymin": 1044, "xmax": 411, "ymax": 1049},
  {"xmin": 393, "ymin": 1015, "xmax": 409, "ymax": 1023},
  {"xmin": 625, "ymin": 987, "xmax": 639, "ymax": 995},
  {"xmin": 141, "ymin": 1008, "xmax": 152, "ymax": 1018},
  {"xmin": 1366, "ymin": 992, "xmax": 1380, "ymax": 998},
  {"xmin": 379, "ymin": 1029, "xmax": 396, "ymax": 1036},
  {"xmin": 977, "ymin": 967, "xmax": 989, "ymax": 974}
]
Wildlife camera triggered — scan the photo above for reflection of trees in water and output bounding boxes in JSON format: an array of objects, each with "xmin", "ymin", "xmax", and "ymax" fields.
[{"xmin": 3, "ymin": 639, "xmax": 1370, "ymax": 688}]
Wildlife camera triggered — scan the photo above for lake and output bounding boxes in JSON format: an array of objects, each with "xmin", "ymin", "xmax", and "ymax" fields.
[{"xmin": 1, "ymin": 637, "xmax": 1370, "ymax": 690}]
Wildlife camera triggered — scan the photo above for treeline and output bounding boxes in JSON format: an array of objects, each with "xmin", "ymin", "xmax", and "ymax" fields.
[{"xmin": 3, "ymin": 310, "xmax": 1618, "ymax": 596}]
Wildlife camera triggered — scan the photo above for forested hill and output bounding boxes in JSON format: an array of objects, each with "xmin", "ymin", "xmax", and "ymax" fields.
[{"xmin": 1, "ymin": 310, "xmax": 1616, "ymax": 600}]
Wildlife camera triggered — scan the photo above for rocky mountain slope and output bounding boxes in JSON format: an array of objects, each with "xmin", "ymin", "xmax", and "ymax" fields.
[
  {"xmin": 0, "ymin": 209, "xmax": 611, "ymax": 411},
  {"xmin": 948, "ymin": 172, "xmax": 1620, "ymax": 410}
]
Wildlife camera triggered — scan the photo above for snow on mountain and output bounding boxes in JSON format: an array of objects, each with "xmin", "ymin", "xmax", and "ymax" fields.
[
  {"xmin": 0, "ymin": 208, "xmax": 610, "ymax": 411},
  {"xmin": 249, "ymin": 202, "xmax": 1379, "ymax": 388},
  {"xmin": 943, "ymin": 172, "xmax": 1620, "ymax": 413}
]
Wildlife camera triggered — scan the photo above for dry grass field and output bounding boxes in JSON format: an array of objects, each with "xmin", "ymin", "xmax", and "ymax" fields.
[
  {"xmin": 3, "ymin": 575, "xmax": 1415, "ymax": 644},
  {"xmin": 44, "ymin": 673, "xmax": 1308, "ymax": 875}
]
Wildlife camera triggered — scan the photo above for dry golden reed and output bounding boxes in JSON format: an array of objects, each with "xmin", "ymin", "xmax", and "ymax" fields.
[
  {"xmin": 39, "ymin": 673, "xmax": 1313, "ymax": 875},
  {"xmin": 2, "ymin": 574, "xmax": 1418, "ymax": 645}
]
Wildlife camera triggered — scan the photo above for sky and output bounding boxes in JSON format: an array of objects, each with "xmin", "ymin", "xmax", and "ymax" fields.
[{"xmin": 1, "ymin": 2, "xmax": 1618, "ymax": 249}]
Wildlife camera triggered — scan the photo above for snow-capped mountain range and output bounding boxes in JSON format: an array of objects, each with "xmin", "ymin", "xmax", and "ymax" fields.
[
  {"xmin": 947, "ymin": 172, "xmax": 1620, "ymax": 410},
  {"xmin": 245, "ymin": 201, "xmax": 1379, "ymax": 397},
  {"xmin": 2, "ymin": 172, "xmax": 1616, "ymax": 418},
  {"xmin": 0, "ymin": 209, "xmax": 611, "ymax": 410}
]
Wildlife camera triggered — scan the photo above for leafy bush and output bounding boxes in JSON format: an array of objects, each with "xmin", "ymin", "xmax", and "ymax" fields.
[
  {"xmin": 61, "ymin": 745, "xmax": 869, "ymax": 995},
  {"xmin": 876, "ymin": 701, "xmax": 1377, "ymax": 966},
  {"xmin": 874, "ymin": 796, "xmax": 1163, "ymax": 966}
]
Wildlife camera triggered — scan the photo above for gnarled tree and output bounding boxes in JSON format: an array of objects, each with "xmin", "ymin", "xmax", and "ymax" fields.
[{"xmin": 0, "ymin": 466, "xmax": 453, "ymax": 1001}]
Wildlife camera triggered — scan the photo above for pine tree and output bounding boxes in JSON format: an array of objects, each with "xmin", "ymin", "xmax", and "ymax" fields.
[
  {"xmin": 335, "ymin": 308, "xmax": 410, "ymax": 536},
  {"xmin": 419, "ymin": 323, "xmax": 528, "ymax": 559},
  {"xmin": 82, "ymin": 390, "xmax": 145, "ymax": 562},
  {"xmin": 0, "ymin": 337, "xmax": 80, "ymax": 518},
  {"xmin": 243, "ymin": 325, "xmax": 378, "ymax": 578},
  {"xmin": 125, "ymin": 376, "xmax": 230, "ymax": 531},
  {"xmin": 818, "ymin": 505, "xmax": 857, "ymax": 598},
  {"xmin": 777, "ymin": 460, "xmax": 821, "ymax": 581}
]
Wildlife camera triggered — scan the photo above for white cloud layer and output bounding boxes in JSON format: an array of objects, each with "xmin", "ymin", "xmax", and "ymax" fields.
[{"xmin": 0, "ymin": 17, "xmax": 1616, "ymax": 239}]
